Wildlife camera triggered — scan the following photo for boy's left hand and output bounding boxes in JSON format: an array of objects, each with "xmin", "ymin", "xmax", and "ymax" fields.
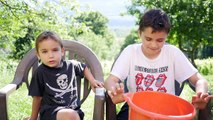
[{"xmin": 192, "ymin": 92, "xmax": 209, "ymax": 109}]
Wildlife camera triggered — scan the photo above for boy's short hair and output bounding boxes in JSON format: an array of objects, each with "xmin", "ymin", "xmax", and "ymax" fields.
[
  {"xmin": 139, "ymin": 9, "xmax": 171, "ymax": 33},
  {"xmin": 35, "ymin": 31, "xmax": 63, "ymax": 52}
]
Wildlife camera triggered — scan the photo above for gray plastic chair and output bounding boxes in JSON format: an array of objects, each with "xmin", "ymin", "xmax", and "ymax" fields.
[{"xmin": 0, "ymin": 40, "xmax": 105, "ymax": 120}]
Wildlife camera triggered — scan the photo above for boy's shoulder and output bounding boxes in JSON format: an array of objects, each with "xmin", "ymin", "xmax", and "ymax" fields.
[{"xmin": 65, "ymin": 59, "xmax": 83, "ymax": 66}]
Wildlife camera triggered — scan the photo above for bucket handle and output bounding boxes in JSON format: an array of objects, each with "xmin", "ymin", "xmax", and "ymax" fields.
[{"xmin": 123, "ymin": 93, "xmax": 197, "ymax": 120}]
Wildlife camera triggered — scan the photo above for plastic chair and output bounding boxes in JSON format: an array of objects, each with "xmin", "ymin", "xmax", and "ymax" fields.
[{"xmin": 0, "ymin": 40, "xmax": 105, "ymax": 120}]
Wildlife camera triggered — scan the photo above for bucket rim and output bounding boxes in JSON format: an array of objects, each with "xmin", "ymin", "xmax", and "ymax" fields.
[{"xmin": 123, "ymin": 92, "xmax": 197, "ymax": 119}]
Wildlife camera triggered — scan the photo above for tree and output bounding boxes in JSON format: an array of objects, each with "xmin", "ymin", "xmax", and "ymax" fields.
[
  {"xmin": 11, "ymin": 27, "xmax": 34, "ymax": 59},
  {"xmin": 0, "ymin": 0, "xmax": 86, "ymax": 59},
  {"xmin": 0, "ymin": 0, "xmax": 117, "ymax": 60},
  {"xmin": 120, "ymin": 29, "xmax": 139, "ymax": 52},
  {"xmin": 75, "ymin": 11, "xmax": 109, "ymax": 36},
  {"xmin": 127, "ymin": 0, "xmax": 213, "ymax": 67}
]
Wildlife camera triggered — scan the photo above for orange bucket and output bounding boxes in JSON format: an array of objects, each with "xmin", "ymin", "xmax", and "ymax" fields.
[{"xmin": 123, "ymin": 91, "xmax": 196, "ymax": 120}]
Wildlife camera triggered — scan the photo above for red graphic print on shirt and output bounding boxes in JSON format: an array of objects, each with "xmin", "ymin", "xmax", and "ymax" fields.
[
  {"xmin": 155, "ymin": 74, "xmax": 167, "ymax": 87},
  {"xmin": 135, "ymin": 73, "xmax": 144, "ymax": 85},
  {"xmin": 145, "ymin": 87, "xmax": 153, "ymax": 91},
  {"xmin": 136, "ymin": 85, "xmax": 144, "ymax": 92},
  {"xmin": 144, "ymin": 74, "xmax": 155, "ymax": 87},
  {"xmin": 157, "ymin": 87, "xmax": 167, "ymax": 92}
]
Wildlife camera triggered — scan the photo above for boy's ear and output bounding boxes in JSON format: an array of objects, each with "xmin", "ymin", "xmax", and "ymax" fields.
[{"xmin": 138, "ymin": 30, "xmax": 142, "ymax": 37}]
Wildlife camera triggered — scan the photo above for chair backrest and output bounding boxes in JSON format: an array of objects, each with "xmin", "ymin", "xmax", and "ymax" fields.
[
  {"xmin": 0, "ymin": 40, "xmax": 104, "ymax": 120},
  {"xmin": 13, "ymin": 40, "xmax": 103, "ymax": 103}
]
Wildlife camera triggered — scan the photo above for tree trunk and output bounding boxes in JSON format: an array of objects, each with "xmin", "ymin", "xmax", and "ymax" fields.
[{"xmin": 178, "ymin": 39, "xmax": 198, "ymax": 68}]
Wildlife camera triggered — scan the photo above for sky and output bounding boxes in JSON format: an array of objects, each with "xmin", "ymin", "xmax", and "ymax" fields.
[
  {"xmin": 78, "ymin": 0, "xmax": 136, "ymax": 28},
  {"xmin": 24, "ymin": 0, "xmax": 136, "ymax": 28}
]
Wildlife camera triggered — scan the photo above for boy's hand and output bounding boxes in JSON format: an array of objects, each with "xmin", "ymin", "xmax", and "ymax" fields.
[
  {"xmin": 107, "ymin": 82, "xmax": 125, "ymax": 104},
  {"xmin": 90, "ymin": 79, "xmax": 104, "ymax": 92},
  {"xmin": 192, "ymin": 92, "xmax": 209, "ymax": 109}
]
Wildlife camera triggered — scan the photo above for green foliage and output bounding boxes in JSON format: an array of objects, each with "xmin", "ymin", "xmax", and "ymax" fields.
[
  {"xmin": 0, "ymin": 0, "xmax": 116, "ymax": 60},
  {"xmin": 77, "ymin": 31, "xmax": 118, "ymax": 60},
  {"xmin": 127, "ymin": 0, "xmax": 213, "ymax": 67},
  {"xmin": 75, "ymin": 11, "xmax": 109, "ymax": 36},
  {"xmin": 120, "ymin": 29, "xmax": 140, "ymax": 52},
  {"xmin": 0, "ymin": 58, "xmax": 17, "ymax": 88},
  {"xmin": 200, "ymin": 45, "xmax": 213, "ymax": 58},
  {"xmin": 11, "ymin": 28, "xmax": 34, "ymax": 59},
  {"xmin": 195, "ymin": 58, "xmax": 213, "ymax": 75}
]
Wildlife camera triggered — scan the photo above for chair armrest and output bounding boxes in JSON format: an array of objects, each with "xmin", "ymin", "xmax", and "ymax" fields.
[
  {"xmin": 93, "ymin": 95, "xmax": 105, "ymax": 120},
  {"xmin": 105, "ymin": 92, "xmax": 116, "ymax": 120},
  {"xmin": 0, "ymin": 84, "xmax": 18, "ymax": 120},
  {"xmin": 198, "ymin": 92, "xmax": 212, "ymax": 120}
]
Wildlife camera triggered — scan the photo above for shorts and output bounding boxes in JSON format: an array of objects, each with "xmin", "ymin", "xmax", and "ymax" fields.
[
  {"xmin": 117, "ymin": 102, "xmax": 129, "ymax": 120},
  {"xmin": 40, "ymin": 106, "xmax": 84, "ymax": 120}
]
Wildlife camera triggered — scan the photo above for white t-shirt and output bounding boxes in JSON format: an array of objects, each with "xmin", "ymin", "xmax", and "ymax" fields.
[{"xmin": 111, "ymin": 43, "xmax": 197, "ymax": 95}]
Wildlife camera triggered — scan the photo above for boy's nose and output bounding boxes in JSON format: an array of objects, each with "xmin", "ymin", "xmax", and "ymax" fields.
[
  {"xmin": 150, "ymin": 42, "xmax": 158, "ymax": 49},
  {"xmin": 48, "ymin": 52, "xmax": 54, "ymax": 58}
]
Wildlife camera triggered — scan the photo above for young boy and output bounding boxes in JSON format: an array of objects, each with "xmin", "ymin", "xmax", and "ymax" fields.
[
  {"xmin": 105, "ymin": 9, "xmax": 209, "ymax": 119},
  {"xmin": 28, "ymin": 31, "xmax": 103, "ymax": 120}
]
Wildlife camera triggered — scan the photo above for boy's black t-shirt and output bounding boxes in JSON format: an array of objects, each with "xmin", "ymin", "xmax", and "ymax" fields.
[{"xmin": 29, "ymin": 60, "xmax": 86, "ymax": 113}]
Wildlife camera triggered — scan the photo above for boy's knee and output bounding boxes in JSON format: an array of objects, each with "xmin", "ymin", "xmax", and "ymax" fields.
[{"xmin": 57, "ymin": 109, "xmax": 80, "ymax": 120}]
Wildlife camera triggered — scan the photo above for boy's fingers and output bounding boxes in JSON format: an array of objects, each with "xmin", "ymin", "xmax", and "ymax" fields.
[
  {"xmin": 110, "ymin": 86, "xmax": 117, "ymax": 95},
  {"xmin": 196, "ymin": 92, "xmax": 202, "ymax": 98},
  {"xmin": 120, "ymin": 83, "xmax": 124, "ymax": 89},
  {"xmin": 115, "ymin": 83, "xmax": 121, "ymax": 90},
  {"xmin": 107, "ymin": 90, "xmax": 114, "ymax": 98}
]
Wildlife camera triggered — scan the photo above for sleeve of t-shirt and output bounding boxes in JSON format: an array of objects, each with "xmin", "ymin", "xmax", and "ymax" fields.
[
  {"xmin": 173, "ymin": 46, "xmax": 198, "ymax": 83},
  {"xmin": 111, "ymin": 45, "xmax": 132, "ymax": 82},
  {"xmin": 72, "ymin": 60, "xmax": 86, "ymax": 78},
  {"xmin": 28, "ymin": 68, "xmax": 45, "ymax": 96}
]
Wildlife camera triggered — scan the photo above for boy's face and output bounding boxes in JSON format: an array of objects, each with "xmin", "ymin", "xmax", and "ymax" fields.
[
  {"xmin": 139, "ymin": 27, "xmax": 168, "ymax": 59},
  {"xmin": 37, "ymin": 38, "xmax": 64, "ymax": 68}
]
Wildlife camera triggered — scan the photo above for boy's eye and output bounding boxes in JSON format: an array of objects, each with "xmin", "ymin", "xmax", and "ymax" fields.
[
  {"xmin": 157, "ymin": 38, "xmax": 165, "ymax": 42},
  {"xmin": 41, "ymin": 51, "xmax": 47, "ymax": 54},
  {"xmin": 145, "ymin": 37, "xmax": 152, "ymax": 41},
  {"xmin": 53, "ymin": 48, "xmax": 59, "ymax": 52}
]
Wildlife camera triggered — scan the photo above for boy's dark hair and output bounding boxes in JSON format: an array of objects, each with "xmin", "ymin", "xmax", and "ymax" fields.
[
  {"xmin": 35, "ymin": 31, "xmax": 63, "ymax": 52},
  {"xmin": 139, "ymin": 9, "xmax": 171, "ymax": 33}
]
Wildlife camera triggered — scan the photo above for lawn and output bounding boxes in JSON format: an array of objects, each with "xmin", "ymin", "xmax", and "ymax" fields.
[{"xmin": 0, "ymin": 59, "xmax": 212, "ymax": 120}]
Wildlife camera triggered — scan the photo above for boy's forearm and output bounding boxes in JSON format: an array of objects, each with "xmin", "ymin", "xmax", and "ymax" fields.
[
  {"xmin": 195, "ymin": 79, "xmax": 208, "ymax": 93},
  {"xmin": 105, "ymin": 75, "xmax": 125, "ymax": 104},
  {"xmin": 189, "ymin": 73, "xmax": 208, "ymax": 93},
  {"xmin": 104, "ymin": 75, "xmax": 118, "ymax": 91},
  {"xmin": 84, "ymin": 67, "xmax": 96, "ymax": 82}
]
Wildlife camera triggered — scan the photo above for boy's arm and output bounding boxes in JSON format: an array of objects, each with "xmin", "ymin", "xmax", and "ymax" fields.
[
  {"xmin": 105, "ymin": 74, "xmax": 125, "ymax": 104},
  {"xmin": 189, "ymin": 72, "xmax": 208, "ymax": 93},
  {"xmin": 83, "ymin": 67, "xmax": 103, "ymax": 88},
  {"xmin": 188, "ymin": 72, "xmax": 209, "ymax": 109},
  {"xmin": 29, "ymin": 96, "xmax": 42, "ymax": 120}
]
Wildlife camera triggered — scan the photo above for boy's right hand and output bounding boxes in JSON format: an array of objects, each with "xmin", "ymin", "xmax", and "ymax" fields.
[{"xmin": 107, "ymin": 82, "xmax": 125, "ymax": 104}]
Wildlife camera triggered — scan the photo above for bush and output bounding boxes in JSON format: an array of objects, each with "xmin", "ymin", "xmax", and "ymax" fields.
[{"xmin": 195, "ymin": 58, "xmax": 213, "ymax": 75}]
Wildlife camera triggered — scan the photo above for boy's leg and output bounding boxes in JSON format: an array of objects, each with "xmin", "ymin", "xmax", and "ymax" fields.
[
  {"xmin": 56, "ymin": 108, "xmax": 84, "ymax": 120},
  {"xmin": 117, "ymin": 102, "xmax": 129, "ymax": 120}
]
